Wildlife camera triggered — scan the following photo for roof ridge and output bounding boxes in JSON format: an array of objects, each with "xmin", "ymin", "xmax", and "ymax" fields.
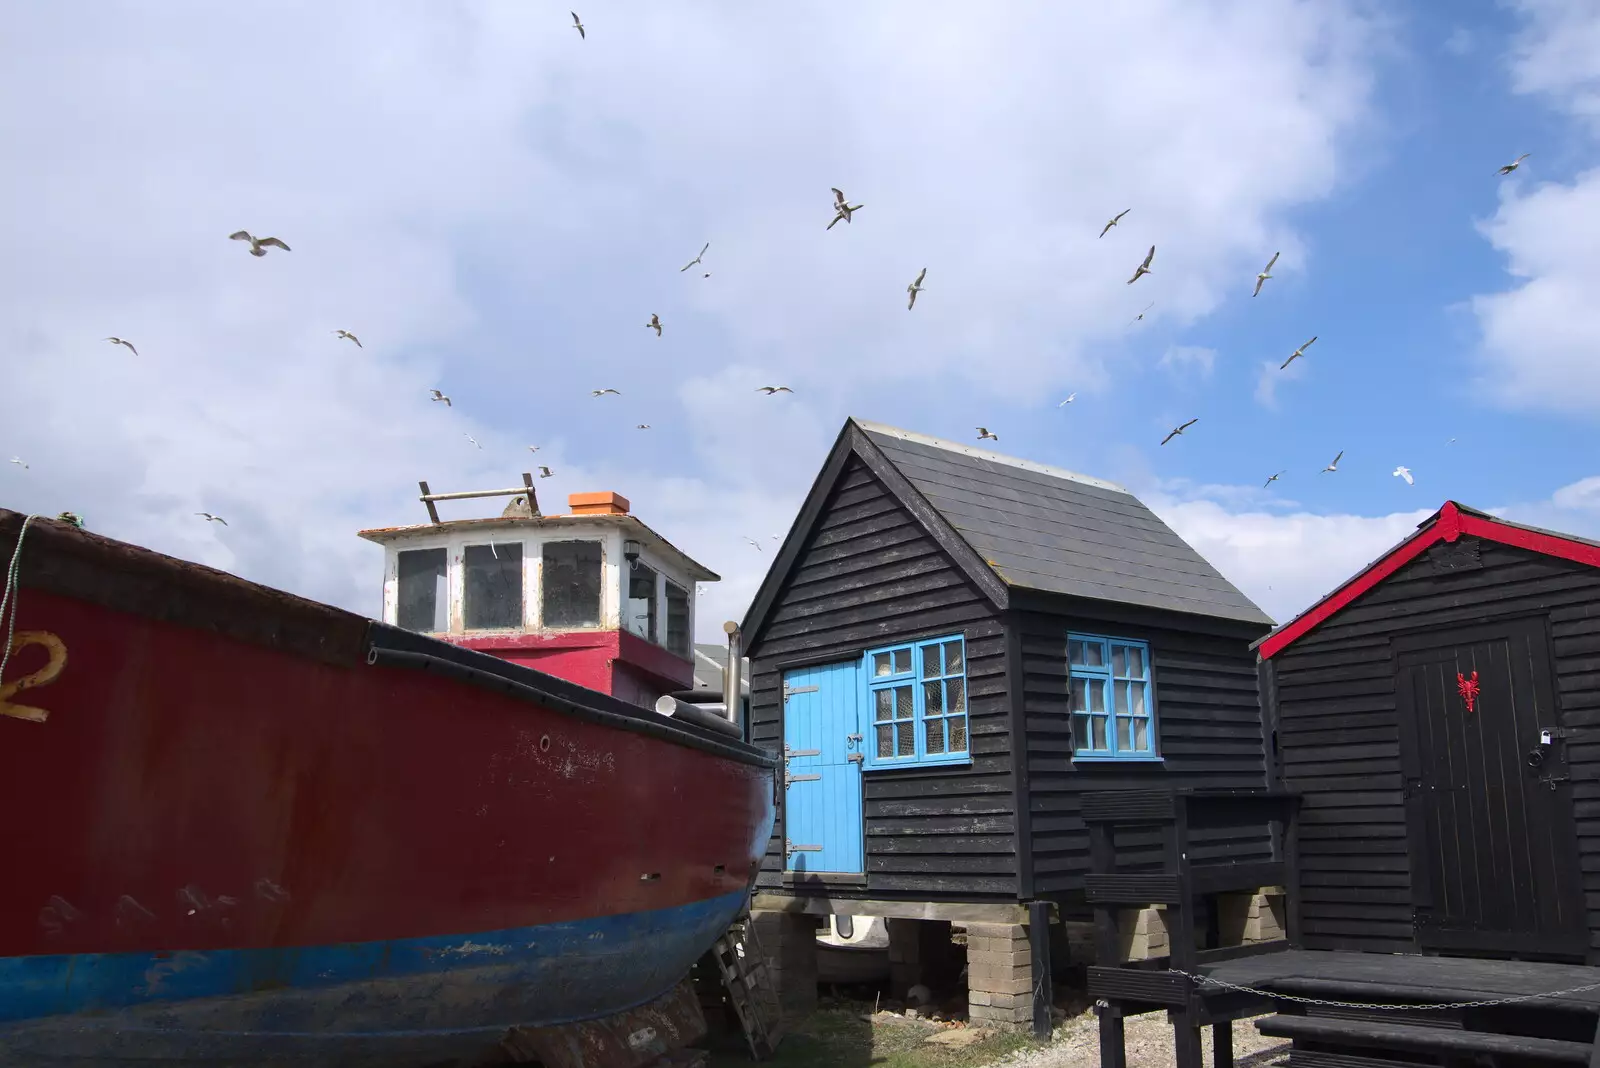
[{"xmin": 851, "ymin": 418, "xmax": 1132, "ymax": 495}]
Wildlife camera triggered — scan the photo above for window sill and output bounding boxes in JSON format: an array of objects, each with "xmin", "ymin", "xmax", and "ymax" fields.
[
  {"xmin": 1072, "ymin": 753, "xmax": 1164, "ymax": 764},
  {"xmin": 865, "ymin": 753, "xmax": 973, "ymax": 771}
]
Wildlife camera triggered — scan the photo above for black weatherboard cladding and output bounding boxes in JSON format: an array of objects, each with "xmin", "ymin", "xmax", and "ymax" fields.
[
  {"xmin": 1268, "ymin": 535, "xmax": 1600, "ymax": 960},
  {"xmin": 857, "ymin": 423, "xmax": 1274, "ymax": 627}
]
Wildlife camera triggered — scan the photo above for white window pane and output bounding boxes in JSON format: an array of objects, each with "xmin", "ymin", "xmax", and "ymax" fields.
[
  {"xmin": 895, "ymin": 685, "xmax": 914, "ymax": 719},
  {"xmin": 947, "ymin": 677, "xmax": 966, "ymax": 713},
  {"xmin": 876, "ymin": 724, "xmax": 894, "ymax": 757},
  {"xmin": 920, "ymin": 644, "xmax": 941, "ymax": 679},
  {"xmin": 1069, "ymin": 639, "xmax": 1086, "ymax": 666},
  {"xmin": 1113, "ymin": 680, "xmax": 1128, "ymax": 715},
  {"xmin": 873, "ymin": 652, "xmax": 893, "ymax": 677},
  {"xmin": 1070, "ymin": 678, "xmax": 1087, "ymax": 713},
  {"xmin": 1116, "ymin": 716, "xmax": 1132, "ymax": 751},
  {"xmin": 1083, "ymin": 641, "xmax": 1105, "ymax": 668},
  {"xmin": 1089, "ymin": 680, "xmax": 1105, "ymax": 714},
  {"xmin": 875, "ymin": 689, "xmax": 893, "ymax": 722},
  {"xmin": 945, "ymin": 641, "xmax": 964, "ymax": 675},
  {"xmin": 1127, "ymin": 681, "xmax": 1146, "ymax": 717},
  {"xmin": 923, "ymin": 681, "xmax": 944, "ymax": 716},
  {"xmin": 1111, "ymin": 645, "xmax": 1127, "ymax": 676},
  {"xmin": 893, "ymin": 648, "xmax": 912, "ymax": 674},
  {"xmin": 1091, "ymin": 715, "xmax": 1107, "ymax": 750},
  {"xmin": 925, "ymin": 718, "xmax": 946, "ymax": 754},
  {"xmin": 1133, "ymin": 717, "xmax": 1150, "ymax": 752},
  {"xmin": 896, "ymin": 719, "xmax": 914, "ymax": 756},
  {"xmin": 1127, "ymin": 645, "xmax": 1146, "ymax": 677},
  {"xmin": 949, "ymin": 717, "xmax": 967, "ymax": 752}
]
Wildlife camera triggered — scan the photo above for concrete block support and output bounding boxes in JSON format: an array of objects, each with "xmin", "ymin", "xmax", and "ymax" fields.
[
  {"xmin": 965, "ymin": 922, "xmax": 1034, "ymax": 1030},
  {"xmin": 750, "ymin": 910, "xmax": 818, "ymax": 1027},
  {"xmin": 1217, "ymin": 887, "xmax": 1286, "ymax": 945}
]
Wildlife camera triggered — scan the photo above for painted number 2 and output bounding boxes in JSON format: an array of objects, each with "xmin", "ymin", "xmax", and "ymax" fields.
[{"xmin": 0, "ymin": 631, "xmax": 68, "ymax": 723}]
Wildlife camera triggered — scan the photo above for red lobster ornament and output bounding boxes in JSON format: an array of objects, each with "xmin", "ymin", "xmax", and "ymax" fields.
[{"xmin": 1456, "ymin": 670, "xmax": 1480, "ymax": 714}]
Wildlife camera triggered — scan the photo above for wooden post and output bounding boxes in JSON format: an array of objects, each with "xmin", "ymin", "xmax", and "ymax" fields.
[
  {"xmin": 1097, "ymin": 1002, "xmax": 1127, "ymax": 1068},
  {"xmin": 1089, "ymin": 819, "xmax": 1119, "ymax": 966},
  {"xmin": 419, "ymin": 481, "xmax": 441, "ymax": 524},
  {"xmin": 1214, "ymin": 1018, "xmax": 1234, "ymax": 1068},
  {"xmin": 1284, "ymin": 797, "xmax": 1303, "ymax": 948},
  {"xmin": 1028, "ymin": 900, "xmax": 1053, "ymax": 1039},
  {"xmin": 1167, "ymin": 796, "xmax": 1203, "ymax": 1068}
]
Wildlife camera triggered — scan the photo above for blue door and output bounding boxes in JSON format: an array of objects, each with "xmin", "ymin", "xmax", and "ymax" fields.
[{"xmin": 782, "ymin": 661, "xmax": 864, "ymax": 874}]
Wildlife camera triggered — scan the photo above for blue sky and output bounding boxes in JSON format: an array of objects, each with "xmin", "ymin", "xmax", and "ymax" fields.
[{"xmin": 3, "ymin": 0, "xmax": 1600, "ymax": 636}]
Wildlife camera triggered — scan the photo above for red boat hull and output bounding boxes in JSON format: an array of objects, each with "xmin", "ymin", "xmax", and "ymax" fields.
[{"xmin": 0, "ymin": 512, "xmax": 775, "ymax": 1065}]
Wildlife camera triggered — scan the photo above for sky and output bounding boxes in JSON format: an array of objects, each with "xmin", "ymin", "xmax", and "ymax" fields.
[{"xmin": 3, "ymin": 0, "xmax": 1600, "ymax": 640}]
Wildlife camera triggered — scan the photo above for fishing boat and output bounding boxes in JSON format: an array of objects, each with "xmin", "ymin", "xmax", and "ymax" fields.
[{"xmin": 0, "ymin": 480, "xmax": 776, "ymax": 1067}]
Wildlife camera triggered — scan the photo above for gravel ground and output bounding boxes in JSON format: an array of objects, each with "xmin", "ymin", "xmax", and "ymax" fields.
[{"xmin": 982, "ymin": 1010, "xmax": 1290, "ymax": 1068}]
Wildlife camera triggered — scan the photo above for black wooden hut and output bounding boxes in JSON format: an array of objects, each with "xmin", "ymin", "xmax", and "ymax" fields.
[
  {"xmin": 1256, "ymin": 500, "xmax": 1600, "ymax": 964},
  {"xmin": 738, "ymin": 417, "xmax": 1277, "ymax": 912}
]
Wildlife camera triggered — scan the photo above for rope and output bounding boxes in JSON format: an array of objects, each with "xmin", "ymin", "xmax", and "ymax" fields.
[
  {"xmin": 1166, "ymin": 968, "xmax": 1600, "ymax": 1012},
  {"xmin": 0, "ymin": 514, "xmax": 39, "ymax": 689}
]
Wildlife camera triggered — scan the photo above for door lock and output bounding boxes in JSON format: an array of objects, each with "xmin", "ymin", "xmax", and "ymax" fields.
[{"xmin": 846, "ymin": 733, "xmax": 863, "ymax": 747}]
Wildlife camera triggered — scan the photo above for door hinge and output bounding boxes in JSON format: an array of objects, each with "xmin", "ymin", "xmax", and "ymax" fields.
[
  {"xmin": 784, "ymin": 685, "xmax": 819, "ymax": 698},
  {"xmin": 1539, "ymin": 774, "xmax": 1571, "ymax": 790},
  {"xmin": 847, "ymin": 753, "xmax": 864, "ymax": 764},
  {"xmin": 783, "ymin": 747, "xmax": 820, "ymax": 760},
  {"xmin": 785, "ymin": 839, "xmax": 822, "ymax": 857},
  {"xmin": 785, "ymin": 773, "xmax": 820, "ymax": 790}
]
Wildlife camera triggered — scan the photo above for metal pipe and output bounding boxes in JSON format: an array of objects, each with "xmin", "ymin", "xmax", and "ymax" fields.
[
  {"xmin": 722, "ymin": 620, "xmax": 742, "ymax": 727},
  {"xmin": 420, "ymin": 483, "xmax": 538, "ymax": 503},
  {"xmin": 666, "ymin": 689, "xmax": 724, "ymax": 703},
  {"xmin": 654, "ymin": 695, "xmax": 742, "ymax": 738}
]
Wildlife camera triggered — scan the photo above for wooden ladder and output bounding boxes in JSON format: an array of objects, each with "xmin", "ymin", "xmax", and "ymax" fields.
[{"xmin": 710, "ymin": 917, "xmax": 782, "ymax": 1060}]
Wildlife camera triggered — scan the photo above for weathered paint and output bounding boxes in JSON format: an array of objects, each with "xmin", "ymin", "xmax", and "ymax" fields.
[
  {"xmin": 0, "ymin": 514, "xmax": 775, "ymax": 1067},
  {"xmin": 453, "ymin": 628, "xmax": 697, "ymax": 709}
]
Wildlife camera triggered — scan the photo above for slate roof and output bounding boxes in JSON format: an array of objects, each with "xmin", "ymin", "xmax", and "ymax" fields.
[{"xmin": 855, "ymin": 419, "xmax": 1274, "ymax": 627}]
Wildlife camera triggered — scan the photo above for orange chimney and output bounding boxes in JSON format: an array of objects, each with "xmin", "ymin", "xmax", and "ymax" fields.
[{"xmin": 568, "ymin": 491, "xmax": 631, "ymax": 516}]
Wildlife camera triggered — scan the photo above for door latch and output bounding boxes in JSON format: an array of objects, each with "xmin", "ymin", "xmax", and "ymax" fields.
[
  {"xmin": 846, "ymin": 733, "xmax": 863, "ymax": 744},
  {"xmin": 847, "ymin": 753, "xmax": 864, "ymax": 764}
]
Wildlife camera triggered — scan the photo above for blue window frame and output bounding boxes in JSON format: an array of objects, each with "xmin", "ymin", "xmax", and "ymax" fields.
[
  {"xmin": 862, "ymin": 634, "xmax": 970, "ymax": 769},
  {"xmin": 1069, "ymin": 633, "xmax": 1158, "ymax": 761}
]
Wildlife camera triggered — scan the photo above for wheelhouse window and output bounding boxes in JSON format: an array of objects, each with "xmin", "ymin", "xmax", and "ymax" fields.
[
  {"xmin": 1070, "ymin": 633, "xmax": 1157, "ymax": 760},
  {"xmin": 625, "ymin": 562, "xmax": 659, "ymax": 643},
  {"xmin": 542, "ymin": 540, "xmax": 602, "ymax": 628},
  {"xmin": 665, "ymin": 581, "xmax": 691, "ymax": 657},
  {"xmin": 396, "ymin": 547, "xmax": 448, "ymax": 633},
  {"xmin": 862, "ymin": 635, "xmax": 969, "ymax": 769},
  {"xmin": 463, "ymin": 543, "xmax": 523, "ymax": 630}
]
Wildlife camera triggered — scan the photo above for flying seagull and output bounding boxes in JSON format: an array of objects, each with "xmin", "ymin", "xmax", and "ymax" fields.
[
  {"xmin": 104, "ymin": 336, "xmax": 138, "ymax": 355},
  {"xmin": 1058, "ymin": 393, "xmax": 1077, "ymax": 406},
  {"xmin": 592, "ymin": 388, "xmax": 622, "ymax": 397},
  {"xmin": 826, "ymin": 187, "xmax": 863, "ymax": 230},
  {"xmin": 1130, "ymin": 302, "xmax": 1154, "ymax": 325},
  {"xmin": 571, "ymin": 11, "xmax": 584, "ymax": 37},
  {"xmin": 976, "ymin": 427, "xmax": 998, "ymax": 441},
  {"xmin": 680, "ymin": 243, "xmax": 708, "ymax": 272},
  {"xmin": 1321, "ymin": 450, "xmax": 1344, "ymax": 473},
  {"xmin": 1160, "ymin": 417, "xmax": 1198, "ymax": 445},
  {"xmin": 907, "ymin": 267, "xmax": 927, "ymax": 310},
  {"xmin": 333, "ymin": 330, "xmax": 362, "ymax": 348},
  {"xmin": 228, "ymin": 231, "xmax": 290, "ymax": 257},
  {"xmin": 1263, "ymin": 470, "xmax": 1285, "ymax": 489},
  {"xmin": 756, "ymin": 385, "xmax": 793, "ymax": 394},
  {"xmin": 8, "ymin": 457, "xmax": 26, "ymax": 469},
  {"xmin": 743, "ymin": 536, "xmax": 763, "ymax": 551},
  {"xmin": 1393, "ymin": 466, "xmax": 1414, "ymax": 485},
  {"xmin": 645, "ymin": 313, "xmax": 662, "ymax": 336},
  {"xmin": 465, "ymin": 434, "xmax": 481, "ymax": 449},
  {"xmin": 538, "ymin": 466, "xmax": 553, "ymax": 478},
  {"xmin": 1445, "ymin": 437, "xmax": 1457, "ymax": 445},
  {"xmin": 1253, "ymin": 251, "xmax": 1280, "ymax": 298},
  {"xmin": 1127, "ymin": 245, "xmax": 1155, "ymax": 285},
  {"xmin": 527, "ymin": 445, "xmax": 541, "ymax": 452},
  {"xmin": 1099, "ymin": 209, "xmax": 1130, "ymax": 238},
  {"xmin": 195, "ymin": 512, "xmax": 228, "ymax": 526},
  {"xmin": 1280, "ymin": 335, "xmax": 1318, "ymax": 370},
  {"xmin": 429, "ymin": 389, "xmax": 451, "ymax": 406},
  {"xmin": 1496, "ymin": 153, "xmax": 1530, "ymax": 176},
  {"xmin": 636, "ymin": 424, "xmax": 651, "ymax": 430}
]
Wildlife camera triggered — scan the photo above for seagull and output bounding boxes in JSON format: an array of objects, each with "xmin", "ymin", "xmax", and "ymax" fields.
[
  {"xmin": 527, "ymin": 445, "xmax": 541, "ymax": 452},
  {"xmin": 538, "ymin": 466, "xmax": 553, "ymax": 478},
  {"xmin": 1253, "ymin": 251, "xmax": 1280, "ymax": 298},
  {"xmin": 756, "ymin": 385, "xmax": 793, "ymax": 394},
  {"xmin": 645, "ymin": 313, "xmax": 662, "ymax": 336},
  {"xmin": 228, "ymin": 231, "xmax": 290, "ymax": 257},
  {"xmin": 429, "ymin": 389, "xmax": 451, "ymax": 407},
  {"xmin": 1130, "ymin": 302, "xmax": 1154, "ymax": 325},
  {"xmin": 742, "ymin": 536, "xmax": 763, "ymax": 551},
  {"xmin": 1099, "ymin": 209, "xmax": 1130, "ymax": 238},
  {"xmin": 465, "ymin": 434, "xmax": 481, "ymax": 449},
  {"xmin": 907, "ymin": 267, "xmax": 927, "ymax": 310},
  {"xmin": 570, "ymin": 11, "xmax": 584, "ymax": 38},
  {"xmin": 1058, "ymin": 393, "xmax": 1077, "ymax": 407},
  {"xmin": 976, "ymin": 427, "xmax": 998, "ymax": 441},
  {"xmin": 1280, "ymin": 335, "xmax": 1318, "ymax": 370},
  {"xmin": 1160, "ymin": 417, "xmax": 1197, "ymax": 445},
  {"xmin": 592, "ymin": 388, "xmax": 622, "ymax": 397},
  {"xmin": 680, "ymin": 243, "xmax": 708, "ymax": 272},
  {"xmin": 1445, "ymin": 437, "xmax": 1457, "ymax": 446},
  {"xmin": 826, "ymin": 187, "xmax": 863, "ymax": 230},
  {"xmin": 1321, "ymin": 450, "xmax": 1344, "ymax": 473},
  {"xmin": 1263, "ymin": 470, "xmax": 1285, "ymax": 488},
  {"xmin": 1394, "ymin": 466, "xmax": 1414, "ymax": 485},
  {"xmin": 196, "ymin": 512, "xmax": 228, "ymax": 526},
  {"xmin": 1127, "ymin": 245, "xmax": 1155, "ymax": 285},
  {"xmin": 636, "ymin": 424, "xmax": 651, "ymax": 429},
  {"xmin": 8, "ymin": 457, "xmax": 26, "ymax": 469},
  {"xmin": 104, "ymin": 336, "xmax": 138, "ymax": 355},
  {"xmin": 1496, "ymin": 153, "xmax": 1530, "ymax": 176},
  {"xmin": 333, "ymin": 330, "xmax": 362, "ymax": 348}
]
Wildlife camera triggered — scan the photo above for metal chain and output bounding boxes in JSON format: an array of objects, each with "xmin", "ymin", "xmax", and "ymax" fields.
[{"xmin": 1167, "ymin": 969, "xmax": 1600, "ymax": 1012}]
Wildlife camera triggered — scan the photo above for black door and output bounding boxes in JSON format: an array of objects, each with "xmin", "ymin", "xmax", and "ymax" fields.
[{"xmin": 1394, "ymin": 617, "xmax": 1584, "ymax": 958}]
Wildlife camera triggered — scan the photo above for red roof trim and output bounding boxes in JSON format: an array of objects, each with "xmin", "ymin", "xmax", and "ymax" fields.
[{"xmin": 1258, "ymin": 501, "xmax": 1600, "ymax": 660}]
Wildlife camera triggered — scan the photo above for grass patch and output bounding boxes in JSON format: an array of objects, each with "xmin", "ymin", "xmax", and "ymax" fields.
[{"xmin": 706, "ymin": 1000, "xmax": 1040, "ymax": 1068}]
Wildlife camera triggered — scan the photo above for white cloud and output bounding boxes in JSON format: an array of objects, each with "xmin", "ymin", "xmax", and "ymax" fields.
[
  {"xmin": 1508, "ymin": 0, "xmax": 1600, "ymax": 123},
  {"xmin": 0, "ymin": 0, "xmax": 1385, "ymax": 641},
  {"xmin": 1253, "ymin": 355, "xmax": 1307, "ymax": 409},
  {"xmin": 1159, "ymin": 345, "xmax": 1217, "ymax": 378}
]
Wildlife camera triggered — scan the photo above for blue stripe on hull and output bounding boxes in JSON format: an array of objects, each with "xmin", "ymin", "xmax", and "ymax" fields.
[{"xmin": 0, "ymin": 891, "xmax": 746, "ymax": 1068}]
